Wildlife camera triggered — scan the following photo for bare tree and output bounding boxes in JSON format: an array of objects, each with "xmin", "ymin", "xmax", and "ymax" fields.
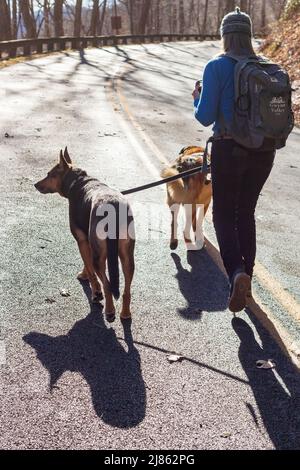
[
  {"xmin": 74, "ymin": 0, "xmax": 82, "ymax": 36},
  {"xmin": 138, "ymin": 0, "xmax": 152, "ymax": 34},
  {"xmin": 53, "ymin": 0, "xmax": 64, "ymax": 36},
  {"xmin": 18, "ymin": 0, "xmax": 36, "ymax": 38},
  {"xmin": 202, "ymin": 0, "xmax": 209, "ymax": 34},
  {"xmin": 240, "ymin": 0, "xmax": 248, "ymax": 13},
  {"xmin": 225, "ymin": 0, "xmax": 235, "ymax": 14},
  {"xmin": 179, "ymin": 0, "xmax": 185, "ymax": 33},
  {"xmin": 261, "ymin": 0, "xmax": 267, "ymax": 29},
  {"xmin": 155, "ymin": 0, "xmax": 160, "ymax": 33},
  {"xmin": 43, "ymin": 0, "xmax": 50, "ymax": 37},
  {"xmin": 90, "ymin": 0, "xmax": 99, "ymax": 35},
  {"xmin": 187, "ymin": 0, "xmax": 194, "ymax": 29},
  {"xmin": 0, "ymin": 0, "xmax": 11, "ymax": 40},
  {"xmin": 12, "ymin": 0, "xmax": 17, "ymax": 38},
  {"xmin": 98, "ymin": 0, "xmax": 108, "ymax": 35}
]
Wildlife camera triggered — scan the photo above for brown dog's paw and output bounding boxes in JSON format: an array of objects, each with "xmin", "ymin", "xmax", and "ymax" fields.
[
  {"xmin": 105, "ymin": 312, "xmax": 116, "ymax": 323},
  {"xmin": 77, "ymin": 269, "xmax": 89, "ymax": 281},
  {"xmin": 170, "ymin": 240, "xmax": 178, "ymax": 250}
]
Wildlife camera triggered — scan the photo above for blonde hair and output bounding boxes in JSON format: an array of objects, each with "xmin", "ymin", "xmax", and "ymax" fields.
[{"xmin": 222, "ymin": 32, "xmax": 255, "ymax": 56}]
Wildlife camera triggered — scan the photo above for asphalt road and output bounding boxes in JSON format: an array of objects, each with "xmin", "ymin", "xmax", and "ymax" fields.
[{"xmin": 0, "ymin": 41, "xmax": 300, "ymax": 450}]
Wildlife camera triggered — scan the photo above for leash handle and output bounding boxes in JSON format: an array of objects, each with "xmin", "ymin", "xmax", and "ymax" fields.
[{"xmin": 202, "ymin": 136, "xmax": 214, "ymax": 174}]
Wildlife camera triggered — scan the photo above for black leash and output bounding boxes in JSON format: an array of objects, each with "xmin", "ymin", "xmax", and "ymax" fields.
[
  {"xmin": 121, "ymin": 137, "xmax": 214, "ymax": 196},
  {"xmin": 121, "ymin": 165, "xmax": 209, "ymax": 196}
]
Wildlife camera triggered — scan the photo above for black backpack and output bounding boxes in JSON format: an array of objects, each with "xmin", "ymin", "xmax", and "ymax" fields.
[{"xmin": 224, "ymin": 53, "xmax": 294, "ymax": 150}]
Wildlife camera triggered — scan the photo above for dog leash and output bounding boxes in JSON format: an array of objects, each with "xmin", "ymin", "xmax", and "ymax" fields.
[
  {"xmin": 121, "ymin": 163, "xmax": 210, "ymax": 196},
  {"xmin": 121, "ymin": 138, "xmax": 214, "ymax": 196}
]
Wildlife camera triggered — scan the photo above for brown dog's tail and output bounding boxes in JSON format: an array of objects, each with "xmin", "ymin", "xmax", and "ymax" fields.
[
  {"xmin": 107, "ymin": 238, "xmax": 120, "ymax": 300},
  {"xmin": 107, "ymin": 202, "xmax": 120, "ymax": 300}
]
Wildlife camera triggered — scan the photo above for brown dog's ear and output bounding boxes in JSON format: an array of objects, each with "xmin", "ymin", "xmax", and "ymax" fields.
[
  {"xmin": 64, "ymin": 146, "xmax": 72, "ymax": 164},
  {"xmin": 59, "ymin": 149, "xmax": 70, "ymax": 169}
]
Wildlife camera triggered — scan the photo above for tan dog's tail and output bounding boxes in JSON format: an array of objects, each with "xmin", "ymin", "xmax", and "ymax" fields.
[{"xmin": 161, "ymin": 166, "xmax": 184, "ymax": 196}]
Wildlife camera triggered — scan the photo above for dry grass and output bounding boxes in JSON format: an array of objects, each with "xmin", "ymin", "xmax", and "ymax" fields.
[
  {"xmin": 0, "ymin": 52, "xmax": 62, "ymax": 69},
  {"xmin": 260, "ymin": 11, "xmax": 300, "ymax": 126}
]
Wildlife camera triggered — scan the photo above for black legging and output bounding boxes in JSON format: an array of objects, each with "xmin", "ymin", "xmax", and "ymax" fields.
[{"xmin": 211, "ymin": 139, "xmax": 275, "ymax": 284}]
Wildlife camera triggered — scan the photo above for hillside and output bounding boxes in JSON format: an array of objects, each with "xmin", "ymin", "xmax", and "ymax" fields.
[{"xmin": 260, "ymin": 8, "xmax": 300, "ymax": 126}]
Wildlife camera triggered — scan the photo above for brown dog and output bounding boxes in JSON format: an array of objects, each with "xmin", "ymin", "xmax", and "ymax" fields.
[
  {"xmin": 34, "ymin": 148, "xmax": 135, "ymax": 323},
  {"xmin": 161, "ymin": 146, "xmax": 212, "ymax": 250}
]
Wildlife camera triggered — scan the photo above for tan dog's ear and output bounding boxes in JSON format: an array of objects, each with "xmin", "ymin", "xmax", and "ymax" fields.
[
  {"xmin": 59, "ymin": 149, "xmax": 70, "ymax": 169},
  {"xmin": 64, "ymin": 146, "xmax": 72, "ymax": 165}
]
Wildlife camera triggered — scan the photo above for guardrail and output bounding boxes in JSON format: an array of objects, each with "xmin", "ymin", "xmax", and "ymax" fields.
[{"xmin": 0, "ymin": 33, "xmax": 220, "ymax": 60}]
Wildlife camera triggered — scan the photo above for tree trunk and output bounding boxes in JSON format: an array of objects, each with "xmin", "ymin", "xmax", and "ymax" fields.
[
  {"xmin": 225, "ymin": 0, "xmax": 235, "ymax": 14},
  {"xmin": 44, "ymin": 0, "xmax": 50, "ymax": 37},
  {"xmin": 90, "ymin": 0, "xmax": 99, "ymax": 36},
  {"xmin": 74, "ymin": 0, "xmax": 82, "ymax": 37},
  {"xmin": 0, "ymin": 0, "xmax": 11, "ymax": 40},
  {"xmin": 12, "ymin": 0, "xmax": 17, "ymax": 38},
  {"xmin": 155, "ymin": 0, "xmax": 160, "ymax": 33},
  {"xmin": 216, "ymin": 0, "xmax": 222, "ymax": 34},
  {"xmin": 261, "ymin": 0, "xmax": 267, "ymax": 30},
  {"xmin": 53, "ymin": 0, "xmax": 64, "ymax": 37},
  {"xmin": 98, "ymin": 0, "xmax": 107, "ymax": 35},
  {"xmin": 172, "ymin": 2, "xmax": 177, "ymax": 34},
  {"xmin": 195, "ymin": 0, "xmax": 201, "ymax": 34},
  {"xmin": 188, "ymin": 0, "xmax": 194, "ymax": 29},
  {"xmin": 138, "ymin": 0, "xmax": 152, "ymax": 35},
  {"xmin": 179, "ymin": 0, "xmax": 185, "ymax": 34},
  {"xmin": 202, "ymin": 0, "xmax": 209, "ymax": 34},
  {"xmin": 240, "ymin": 0, "xmax": 248, "ymax": 13},
  {"xmin": 128, "ymin": 0, "xmax": 134, "ymax": 34},
  {"xmin": 18, "ymin": 0, "xmax": 36, "ymax": 38}
]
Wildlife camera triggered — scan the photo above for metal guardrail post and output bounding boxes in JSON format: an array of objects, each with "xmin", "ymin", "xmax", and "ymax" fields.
[
  {"xmin": 48, "ymin": 40, "xmax": 54, "ymax": 52},
  {"xmin": 37, "ymin": 40, "xmax": 43, "ymax": 53},
  {"xmin": 23, "ymin": 43, "xmax": 31, "ymax": 56}
]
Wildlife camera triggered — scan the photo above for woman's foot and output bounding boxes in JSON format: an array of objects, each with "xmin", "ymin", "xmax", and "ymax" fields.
[{"xmin": 229, "ymin": 272, "xmax": 251, "ymax": 313}]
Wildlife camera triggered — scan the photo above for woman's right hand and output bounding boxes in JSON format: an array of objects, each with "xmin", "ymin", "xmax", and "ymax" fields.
[
  {"xmin": 192, "ymin": 88, "xmax": 200, "ymax": 100},
  {"xmin": 192, "ymin": 80, "xmax": 202, "ymax": 100}
]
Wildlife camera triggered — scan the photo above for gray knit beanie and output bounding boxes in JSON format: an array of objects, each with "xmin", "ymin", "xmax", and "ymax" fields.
[{"xmin": 220, "ymin": 6, "xmax": 252, "ymax": 37}]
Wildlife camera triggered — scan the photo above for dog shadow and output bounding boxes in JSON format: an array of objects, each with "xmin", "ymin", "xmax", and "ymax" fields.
[
  {"xmin": 23, "ymin": 282, "xmax": 146, "ymax": 428},
  {"xmin": 232, "ymin": 315, "xmax": 300, "ymax": 449},
  {"xmin": 171, "ymin": 248, "xmax": 229, "ymax": 318}
]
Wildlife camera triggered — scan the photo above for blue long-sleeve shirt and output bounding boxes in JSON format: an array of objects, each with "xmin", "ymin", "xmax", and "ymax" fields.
[{"xmin": 194, "ymin": 55, "xmax": 235, "ymax": 135}]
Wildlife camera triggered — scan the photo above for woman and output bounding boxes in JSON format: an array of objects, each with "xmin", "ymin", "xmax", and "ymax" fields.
[{"xmin": 193, "ymin": 7, "xmax": 275, "ymax": 313}]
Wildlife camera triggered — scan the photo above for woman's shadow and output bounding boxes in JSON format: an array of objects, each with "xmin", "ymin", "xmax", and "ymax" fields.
[
  {"xmin": 232, "ymin": 314, "xmax": 300, "ymax": 449},
  {"xmin": 23, "ymin": 282, "xmax": 146, "ymax": 429},
  {"xmin": 171, "ymin": 249, "xmax": 229, "ymax": 318}
]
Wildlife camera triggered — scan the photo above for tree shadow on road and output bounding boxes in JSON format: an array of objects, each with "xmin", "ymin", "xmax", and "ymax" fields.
[
  {"xmin": 23, "ymin": 282, "xmax": 146, "ymax": 429},
  {"xmin": 232, "ymin": 315, "xmax": 300, "ymax": 449},
  {"xmin": 171, "ymin": 248, "xmax": 229, "ymax": 318}
]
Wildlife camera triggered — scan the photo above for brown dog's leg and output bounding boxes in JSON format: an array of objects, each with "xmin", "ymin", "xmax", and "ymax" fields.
[
  {"xmin": 92, "ymin": 242, "xmax": 116, "ymax": 322},
  {"xmin": 169, "ymin": 202, "xmax": 179, "ymax": 250},
  {"xmin": 119, "ymin": 238, "xmax": 135, "ymax": 319},
  {"xmin": 77, "ymin": 239, "xmax": 103, "ymax": 302}
]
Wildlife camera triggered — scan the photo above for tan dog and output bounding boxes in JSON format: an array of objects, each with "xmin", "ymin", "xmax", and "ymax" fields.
[
  {"xmin": 161, "ymin": 146, "xmax": 212, "ymax": 250},
  {"xmin": 35, "ymin": 148, "xmax": 135, "ymax": 323}
]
